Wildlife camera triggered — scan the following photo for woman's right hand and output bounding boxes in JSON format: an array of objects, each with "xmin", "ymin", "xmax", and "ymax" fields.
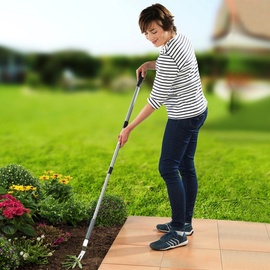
[
  {"xmin": 136, "ymin": 61, "xmax": 156, "ymax": 80},
  {"xmin": 136, "ymin": 63, "xmax": 147, "ymax": 80}
]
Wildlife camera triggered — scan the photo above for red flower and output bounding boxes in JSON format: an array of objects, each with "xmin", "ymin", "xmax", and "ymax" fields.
[{"xmin": 0, "ymin": 194, "xmax": 30, "ymax": 219}]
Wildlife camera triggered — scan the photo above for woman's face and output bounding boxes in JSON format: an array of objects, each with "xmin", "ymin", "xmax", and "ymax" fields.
[{"xmin": 144, "ymin": 21, "xmax": 173, "ymax": 47}]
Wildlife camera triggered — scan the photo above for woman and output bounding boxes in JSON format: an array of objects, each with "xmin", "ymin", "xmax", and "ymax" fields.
[{"xmin": 118, "ymin": 3, "xmax": 208, "ymax": 251}]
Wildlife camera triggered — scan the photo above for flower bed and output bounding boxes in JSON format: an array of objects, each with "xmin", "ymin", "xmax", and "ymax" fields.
[
  {"xmin": 0, "ymin": 164, "xmax": 126, "ymax": 269},
  {"xmin": 18, "ymin": 223, "xmax": 122, "ymax": 270}
]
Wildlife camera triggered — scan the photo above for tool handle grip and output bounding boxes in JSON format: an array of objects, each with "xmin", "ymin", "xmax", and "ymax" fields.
[{"xmin": 137, "ymin": 75, "xmax": 144, "ymax": 87}]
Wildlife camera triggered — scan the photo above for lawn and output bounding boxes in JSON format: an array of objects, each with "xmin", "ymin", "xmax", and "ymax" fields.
[{"xmin": 0, "ymin": 85, "xmax": 269, "ymax": 223}]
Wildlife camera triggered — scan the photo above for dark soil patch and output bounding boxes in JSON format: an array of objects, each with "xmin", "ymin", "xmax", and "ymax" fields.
[{"xmin": 18, "ymin": 223, "xmax": 122, "ymax": 270}]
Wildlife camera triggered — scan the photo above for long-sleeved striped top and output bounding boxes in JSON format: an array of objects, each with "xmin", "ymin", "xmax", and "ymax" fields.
[{"xmin": 147, "ymin": 33, "xmax": 207, "ymax": 119}]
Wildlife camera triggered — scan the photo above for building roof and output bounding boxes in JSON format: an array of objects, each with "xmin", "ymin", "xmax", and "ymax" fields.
[{"xmin": 212, "ymin": 0, "xmax": 270, "ymax": 41}]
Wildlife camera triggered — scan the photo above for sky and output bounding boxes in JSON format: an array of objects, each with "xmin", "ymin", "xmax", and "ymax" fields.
[{"xmin": 0, "ymin": 0, "xmax": 222, "ymax": 55}]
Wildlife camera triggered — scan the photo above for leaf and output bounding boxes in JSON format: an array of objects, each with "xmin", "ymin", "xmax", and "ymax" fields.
[
  {"xmin": 21, "ymin": 213, "xmax": 35, "ymax": 225},
  {"xmin": 18, "ymin": 223, "xmax": 35, "ymax": 236},
  {"xmin": 1, "ymin": 224, "xmax": 17, "ymax": 235},
  {"xmin": 62, "ymin": 255, "xmax": 82, "ymax": 269},
  {"xmin": 0, "ymin": 186, "xmax": 7, "ymax": 195},
  {"xmin": 77, "ymin": 260, "xmax": 82, "ymax": 269}
]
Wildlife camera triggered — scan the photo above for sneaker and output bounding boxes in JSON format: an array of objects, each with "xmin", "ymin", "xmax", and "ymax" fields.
[
  {"xmin": 156, "ymin": 222, "xmax": 173, "ymax": 233},
  {"xmin": 184, "ymin": 223, "xmax": 194, "ymax": 236},
  {"xmin": 156, "ymin": 222, "xmax": 194, "ymax": 236},
  {"xmin": 150, "ymin": 231, "xmax": 188, "ymax": 251}
]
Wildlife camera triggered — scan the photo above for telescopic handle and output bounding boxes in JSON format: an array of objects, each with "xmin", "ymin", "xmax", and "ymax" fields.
[
  {"xmin": 79, "ymin": 76, "xmax": 144, "ymax": 259},
  {"xmin": 137, "ymin": 75, "xmax": 144, "ymax": 87},
  {"xmin": 123, "ymin": 76, "xmax": 144, "ymax": 129}
]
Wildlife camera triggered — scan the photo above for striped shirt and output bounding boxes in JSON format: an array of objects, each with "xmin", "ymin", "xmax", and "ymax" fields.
[{"xmin": 147, "ymin": 33, "xmax": 207, "ymax": 119}]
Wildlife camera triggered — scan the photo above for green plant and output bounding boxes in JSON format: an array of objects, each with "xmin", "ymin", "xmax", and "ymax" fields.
[
  {"xmin": 25, "ymin": 71, "xmax": 42, "ymax": 88},
  {"xmin": 0, "ymin": 186, "xmax": 6, "ymax": 195},
  {"xmin": 0, "ymin": 194, "xmax": 35, "ymax": 236},
  {"xmin": 89, "ymin": 194, "xmax": 127, "ymax": 226},
  {"xmin": 39, "ymin": 171, "xmax": 73, "ymax": 203},
  {"xmin": 8, "ymin": 185, "xmax": 39, "ymax": 216},
  {"xmin": 12, "ymin": 235, "xmax": 53, "ymax": 266},
  {"xmin": 62, "ymin": 255, "xmax": 82, "ymax": 269},
  {"xmin": 0, "ymin": 235, "xmax": 20, "ymax": 270},
  {"xmin": 35, "ymin": 223, "xmax": 70, "ymax": 247},
  {"xmin": 0, "ymin": 164, "xmax": 40, "ymax": 194},
  {"xmin": 229, "ymin": 88, "xmax": 242, "ymax": 114},
  {"xmin": 39, "ymin": 195, "xmax": 89, "ymax": 226}
]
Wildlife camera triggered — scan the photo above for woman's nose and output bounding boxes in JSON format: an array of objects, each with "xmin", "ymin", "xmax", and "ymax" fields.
[{"xmin": 146, "ymin": 33, "xmax": 152, "ymax": 40}]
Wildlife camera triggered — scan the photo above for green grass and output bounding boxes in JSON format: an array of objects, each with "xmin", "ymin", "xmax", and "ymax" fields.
[{"xmin": 0, "ymin": 85, "xmax": 269, "ymax": 223}]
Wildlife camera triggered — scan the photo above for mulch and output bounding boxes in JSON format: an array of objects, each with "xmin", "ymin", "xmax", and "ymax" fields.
[{"xmin": 18, "ymin": 223, "xmax": 122, "ymax": 270}]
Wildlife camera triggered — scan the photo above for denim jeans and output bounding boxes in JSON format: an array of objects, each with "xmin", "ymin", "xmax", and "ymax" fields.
[{"xmin": 158, "ymin": 108, "xmax": 208, "ymax": 231}]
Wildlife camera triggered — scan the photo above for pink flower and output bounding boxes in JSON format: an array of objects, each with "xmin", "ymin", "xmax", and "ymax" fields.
[
  {"xmin": 0, "ymin": 194, "xmax": 30, "ymax": 219},
  {"xmin": 2, "ymin": 207, "xmax": 15, "ymax": 219},
  {"xmin": 0, "ymin": 194, "xmax": 17, "ymax": 201}
]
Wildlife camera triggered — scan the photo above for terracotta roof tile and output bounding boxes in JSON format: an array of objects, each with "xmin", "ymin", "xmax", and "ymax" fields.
[{"xmin": 213, "ymin": 0, "xmax": 270, "ymax": 40}]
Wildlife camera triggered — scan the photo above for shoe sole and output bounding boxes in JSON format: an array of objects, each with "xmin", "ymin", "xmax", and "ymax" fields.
[
  {"xmin": 157, "ymin": 228, "xmax": 194, "ymax": 236},
  {"xmin": 157, "ymin": 228, "xmax": 170, "ymax": 233},
  {"xmin": 150, "ymin": 239, "xmax": 188, "ymax": 251},
  {"xmin": 185, "ymin": 229, "xmax": 194, "ymax": 236}
]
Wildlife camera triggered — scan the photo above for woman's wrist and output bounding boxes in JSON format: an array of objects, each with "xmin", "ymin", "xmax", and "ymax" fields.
[{"xmin": 146, "ymin": 61, "xmax": 156, "ymax": 70}]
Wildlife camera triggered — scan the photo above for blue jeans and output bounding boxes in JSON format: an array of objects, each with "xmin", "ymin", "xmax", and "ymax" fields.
[{"xmin": 158, "ymin": 108, "xmax": 208, "ymax": 231}]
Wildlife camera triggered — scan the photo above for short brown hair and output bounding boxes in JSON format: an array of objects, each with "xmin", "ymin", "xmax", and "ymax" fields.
[{"xmin": 138, "ymin": 3, "xmax": 177, "ymax": 34}]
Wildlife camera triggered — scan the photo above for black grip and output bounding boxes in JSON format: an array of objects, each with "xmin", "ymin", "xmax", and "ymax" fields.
[
  {"xmin": 137, "ymin": 76, "xmax": 144, "ymax": 87},
  {"xmin": 108, "ymin": 166, "xmax": 113, "ymax": 174}
]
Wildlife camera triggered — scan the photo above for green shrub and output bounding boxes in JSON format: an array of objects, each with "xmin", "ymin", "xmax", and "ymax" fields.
[
  {"xmin": 89, "ymin": 194, "xmax": 127, "ymax": 226},
  {"xmin": 39, "ymin": 171, "xmax": 73, "ymax": 203},
  {"xmin": 41, "ymin": 179, "xmax": 73, "ymax": 203},
  {"xmin": 0, "ymin": 235, "xmax": 20, "ymax": 270},
  {"xmin": 39, "ymin": 195, "xmax": 89, "ymax": 226},
  {"xmin": 229, "ymin": 89, "xmax": 242, "ymax": 114},
  {"xmin": 0, "ymin": 186, "xmax": 6, "ymax": 195},
  {"xmin": 0, "ymin": 164, "xmax": 40, "ymax": 194},
  {"xmin": 25, "ymin": 71, "xmax": 42, "ymax": 88}
]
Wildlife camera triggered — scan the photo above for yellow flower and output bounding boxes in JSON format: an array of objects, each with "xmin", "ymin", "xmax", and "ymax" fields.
[
  {"xmin": 39, "ymin": 175, "xmax": 50, "ymax": 180},
  {"xmin": 51, "ymin": 173, "xmax": 62, "ymax": 179},
  {"xmin": 24, "ymin": 185, "xmax": 36, "ymax": 191},
  {"xmin": 9, "ymin": 184, "xmax": 37, "ymax": 192},
  {"xmin": 64, "ymin": 175, "xmax": 72, "ymax": 181},
  {"xmin": 44, "ymin": 170, "xmax": 54, "ymax": 175},
  {"xmin": 9, "ymin": 185, "xmax": 22, "ymax": 191},
  {"xmin": 59, "ymin": 179, "xmax": 69, "ymax": 184}
]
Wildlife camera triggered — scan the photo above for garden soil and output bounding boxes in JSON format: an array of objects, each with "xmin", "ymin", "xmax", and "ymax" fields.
[{"xmin": 18, "ymin": 223, "xmax": 122, "ymax": 270}]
